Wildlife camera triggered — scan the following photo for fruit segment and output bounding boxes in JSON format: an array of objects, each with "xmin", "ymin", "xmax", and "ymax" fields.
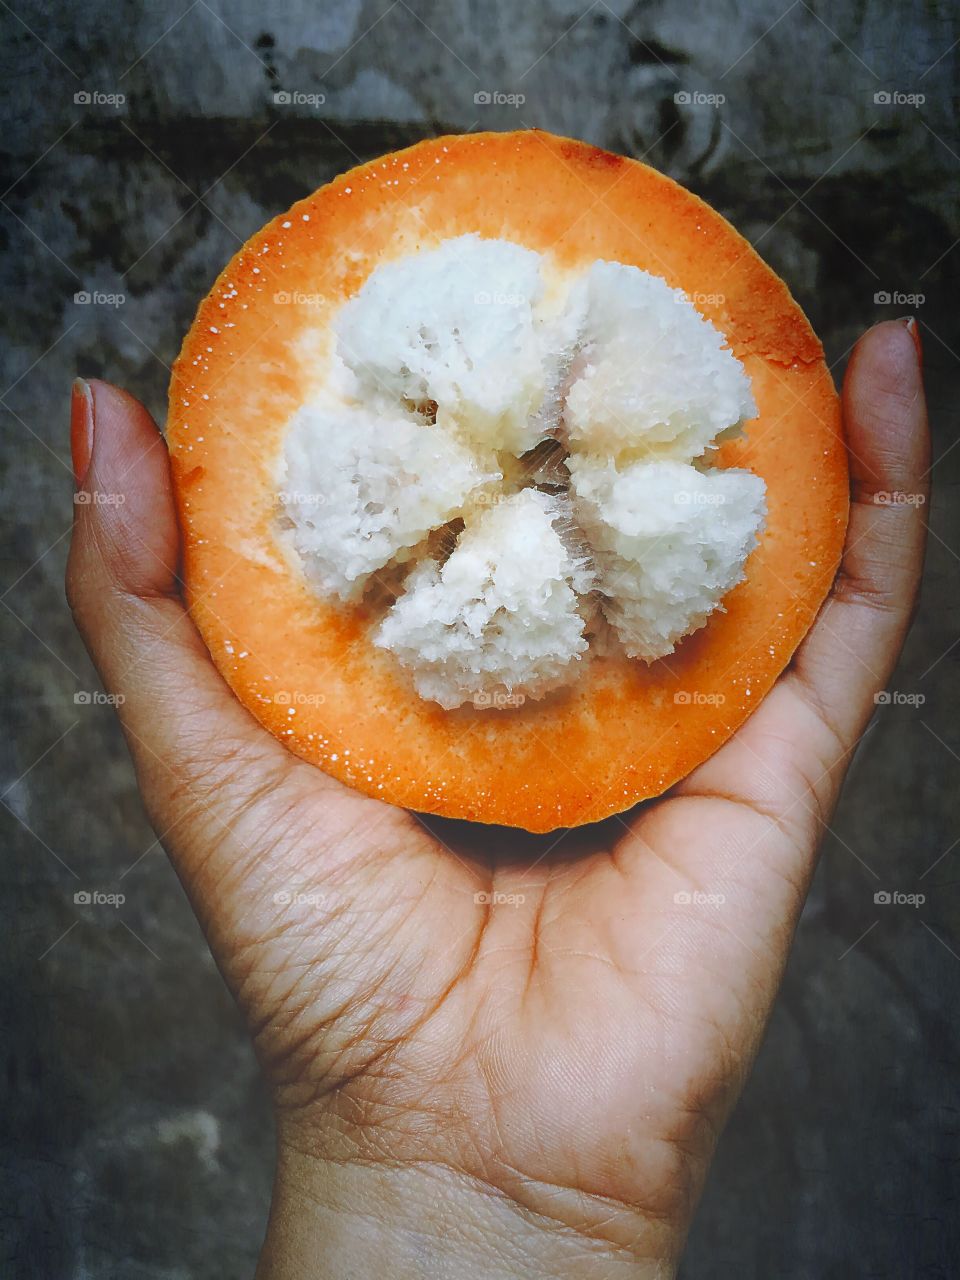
[
  {"xmin": 280, "ymin": 402, "xmax": 499, "ymax": 601},
  {"xmin": 568, "ymin": 456, "xmax": 767, "ymax": 661},
  {"xmin": 375, "ymin": 490, "xmax": 594, "ymax": 710}
]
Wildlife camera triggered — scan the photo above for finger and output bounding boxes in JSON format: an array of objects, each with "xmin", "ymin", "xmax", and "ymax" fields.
[
  {"xmin": 783, "ymin": 317, "xmax": 929, "ymax": 744},
  {"xmin": 673, "ymin": 319, "xmax": 929, "ymax": 831},
  {"xmin": 65, "ymin": 378, "xmax": 299, "ymax": 876}
]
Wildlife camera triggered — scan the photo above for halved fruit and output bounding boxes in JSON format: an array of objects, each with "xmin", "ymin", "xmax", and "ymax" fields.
[{"xmin": 168, "ymin": 129, "xmax": 848, "ymax": 833}]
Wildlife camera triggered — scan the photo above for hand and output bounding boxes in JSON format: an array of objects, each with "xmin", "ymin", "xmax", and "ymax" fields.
[{"xmin": 66, "ymin": 319, "xmax": 928, "ymax": 1279}]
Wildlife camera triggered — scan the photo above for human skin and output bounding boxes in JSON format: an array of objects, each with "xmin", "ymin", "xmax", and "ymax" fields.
[{"xmin": 66, "ymin": 319, "xmax": 927, "ymax": 1278}]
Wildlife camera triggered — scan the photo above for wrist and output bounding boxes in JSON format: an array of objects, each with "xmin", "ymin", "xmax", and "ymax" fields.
[{"xmin": 257, "ymin": 1143, "xmax": 683, "ymax": 1279}]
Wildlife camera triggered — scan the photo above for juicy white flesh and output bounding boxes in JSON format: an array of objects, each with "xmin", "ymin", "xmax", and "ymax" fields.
[
  {"xmin": 282, "ymin": 403, "xmax": 499, "ymax": 600},
  {"xmin": 568, "ymin": 455, "xmax": 767, "ymax": 660},
  {"xmin": 337, "ymin": 234, "xmax": 549, "ymax": 455},
  {"xmin": 563, "ymin": 262, "xmax": 758, "ymax": 459},
  {"xmin": 374, "ymin": 490, "xmax": 594, "ymax": 709},
  {"xmin": 280, "ymin": 236, "xmax": 766, "ymax": 707}
]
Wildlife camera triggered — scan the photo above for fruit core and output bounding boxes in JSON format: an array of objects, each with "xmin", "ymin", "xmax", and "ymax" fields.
[{"xmin": 277, "ymin": 234, "xmax": 766, "ymax": 711}]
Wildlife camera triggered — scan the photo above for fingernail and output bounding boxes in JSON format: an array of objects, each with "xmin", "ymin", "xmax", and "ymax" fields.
[
  {"xmin": 899, "ymin": 316, "xmax": 923, "ymax": 366},
  {"xmin": 71, "ymin": 378, "xmax": 94, "ymax": 486}
]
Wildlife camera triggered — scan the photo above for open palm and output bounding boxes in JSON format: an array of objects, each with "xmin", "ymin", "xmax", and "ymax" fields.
[{"xmin": 67, "ymin": 320, "xmax": 927, "ymax": 1277}]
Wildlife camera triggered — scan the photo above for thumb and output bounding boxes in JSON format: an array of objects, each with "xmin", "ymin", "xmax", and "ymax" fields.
[
  {"xmin": 65, "ymin": 378, "xmax": 295, "ymax": 879},
  {"xmin": 783, "ymin": 317, "xmax": 930, "ymax": 745}
]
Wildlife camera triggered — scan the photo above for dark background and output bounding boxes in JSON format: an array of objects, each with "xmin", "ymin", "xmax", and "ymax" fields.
[{"xmin": 2, "ymin": 2, "xmax": 958, "ymax": 1276}]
